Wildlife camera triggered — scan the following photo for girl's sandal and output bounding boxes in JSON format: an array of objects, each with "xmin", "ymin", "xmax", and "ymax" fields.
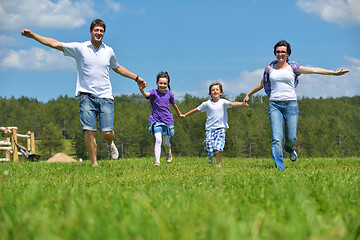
[
  {"xmin": 166, "ymin": 154, "xmax": 173, "ymax": 163},
  {"xmin": 154, "ymin": 162, "xmax": 160, "ymax": 167}
]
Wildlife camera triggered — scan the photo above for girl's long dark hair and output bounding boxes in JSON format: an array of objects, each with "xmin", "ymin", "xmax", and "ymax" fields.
[{"xmin": 156, "ymin": 71, "xmax": 171, "ymax": 91}]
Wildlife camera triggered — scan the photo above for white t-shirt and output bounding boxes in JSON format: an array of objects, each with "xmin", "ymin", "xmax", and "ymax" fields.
[
  {"xmin": 197, "ymin": 99, "xmax": 231, "ymax": 130},
  {"xmin": 63, "ymin": 41, "xmax": 119, "ymax": 99},
  {"xmin": 269, "ymin": 65, "xmax": 297, "ymax": 101}
]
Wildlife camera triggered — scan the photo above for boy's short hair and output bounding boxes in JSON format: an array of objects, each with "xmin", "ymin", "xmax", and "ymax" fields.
[
  {"xmin": 209, "ymin": 82, "xmax": 223, "ymax": 94},
  {"xmin": 90, "ymin": 19, "xmax": 106, "ymax": 32}
]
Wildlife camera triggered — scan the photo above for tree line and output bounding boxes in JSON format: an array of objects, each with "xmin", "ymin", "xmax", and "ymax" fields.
[{"xmin": 0, "ymin": 94, "xmax": 359, "ymax": 160}]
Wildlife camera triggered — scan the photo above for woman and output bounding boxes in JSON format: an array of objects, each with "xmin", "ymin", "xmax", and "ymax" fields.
[{"xmin": 243, "ymin": 40, "xmax": 349, "ymax": 170}]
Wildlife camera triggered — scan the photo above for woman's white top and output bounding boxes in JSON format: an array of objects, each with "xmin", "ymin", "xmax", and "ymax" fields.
[{"xmin": 269, "ymin": 65, "xmax": 297, "ymax": 101}]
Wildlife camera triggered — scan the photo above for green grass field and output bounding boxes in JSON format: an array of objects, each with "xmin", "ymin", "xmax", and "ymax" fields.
[{"xmin": 0, "ymin": 157, "xmax": 359, "ymax": 240}]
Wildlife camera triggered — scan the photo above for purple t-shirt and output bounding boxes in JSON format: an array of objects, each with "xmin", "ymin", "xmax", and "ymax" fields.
[{"xmin": 147, "ymin": 89, "xmax": 176, "ymax": 125}]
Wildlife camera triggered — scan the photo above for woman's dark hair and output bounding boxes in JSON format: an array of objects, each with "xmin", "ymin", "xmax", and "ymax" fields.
[
  {"xmin": 274, "ymin": 40, "xmax": 291, "ymax": 56},
  {"xmin": 90, "ymin": 19, "xmax": 106, "ymax": 32},
  {"xmin": 156, "ymin": 71, "xmax": 171, "ymax": 91}
]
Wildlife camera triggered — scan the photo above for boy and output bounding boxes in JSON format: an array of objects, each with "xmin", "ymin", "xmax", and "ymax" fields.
[{"xmin": 182, "ymin": 82, "xmax": 248, "ymax": 167}]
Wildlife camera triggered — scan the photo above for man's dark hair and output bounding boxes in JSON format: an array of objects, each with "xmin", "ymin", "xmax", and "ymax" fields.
[{"xmin": 90, "ymin": 19, "xmax": 106, "ymax": 32}]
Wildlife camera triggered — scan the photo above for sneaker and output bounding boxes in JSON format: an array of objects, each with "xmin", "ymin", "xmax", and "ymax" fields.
[
  {"xmin": 107, "ymin": 142, "xmax": 119, "ymax": 160},
  {"xmin": 154, "ymin": 162, "xmax": 160, "ymax": 167},
  {"xmin": 290, "ymin": 150, "xmax": 298, "ymax": 162},
  {"xmin": 92, "ymin": 163, "xmax": 99, "ymax": 167},
  {"xmin": 166, "ymin": 154, "xmax": 173, "ymax": 163},
  {"xmin": 207, "ymin": 156, "xmax": 213, "ymax": 164}
]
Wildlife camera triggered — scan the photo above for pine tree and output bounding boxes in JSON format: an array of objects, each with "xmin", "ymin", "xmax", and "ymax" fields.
[{"xmin": 38, "ymin": 122, "xmax": 64, "ymax": 159}]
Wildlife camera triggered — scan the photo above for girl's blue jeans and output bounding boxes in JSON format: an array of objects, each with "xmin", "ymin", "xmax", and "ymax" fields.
[{"xmin": 268, "ymin": 100, "xmax": 299, "ymax": 170}]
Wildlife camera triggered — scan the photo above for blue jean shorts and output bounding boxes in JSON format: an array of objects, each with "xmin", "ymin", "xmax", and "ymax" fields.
[
  {"xmin": 149, "ymin": 121, "xmax": 175, "ymax": 136},
  {"xmin": 77, "ymin": 92, "xmax": 114, "ymax": 132}
]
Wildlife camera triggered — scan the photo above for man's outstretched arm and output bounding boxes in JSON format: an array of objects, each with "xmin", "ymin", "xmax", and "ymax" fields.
[{"xmin": 21, "ymin": 29, "xmax": 63, "ymax": 51}]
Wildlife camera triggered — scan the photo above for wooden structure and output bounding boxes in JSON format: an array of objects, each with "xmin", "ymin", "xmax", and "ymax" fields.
[{"xmin": 0, "ymin": 127, "xmax": 37, "ymax": 162}]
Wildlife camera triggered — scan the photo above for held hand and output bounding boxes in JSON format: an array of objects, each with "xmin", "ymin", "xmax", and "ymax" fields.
[
  {"xmin": 334, "ymin": 68, "xmax": 350, "ymax": 76},
  {"xmin": 138, "ymin": 83, "xmax": 145, "ymax": 90},
  {"xmin": 178, "ymin": 114, "xmax": 185, "ymax": 120},
  {"xmin": 243, "ymin": 95, "xmax": 250, "ymax": 105},
  {"xmin": 137, "ymin": 77, "xmax": 147, "ymax": 89}
]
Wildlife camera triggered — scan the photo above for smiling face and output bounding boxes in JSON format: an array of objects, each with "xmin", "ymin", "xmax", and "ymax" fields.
[
  {"xmin": 209, "ymin": 84, "xmax": 223, "ymax": 102},
  {"xmin": 90, "ymin": 26, "xmax": 105, "ymax": 47},
  {"xmin": 157, "ymin": 77, "xmax": 169, "ymax": 93},
  {"xmin": 275, "ymin": 46, "xmax": 289, "ymax": 63}
]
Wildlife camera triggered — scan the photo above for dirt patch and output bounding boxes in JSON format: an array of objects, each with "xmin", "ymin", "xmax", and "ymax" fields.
[{"xmin": 47, "ymin": 153, "xmax": 77, "ymax": 163}]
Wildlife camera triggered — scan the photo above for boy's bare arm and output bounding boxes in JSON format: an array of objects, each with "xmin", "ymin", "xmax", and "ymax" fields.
[
  {"xmin": 184, "ymin": 108, "xmax": 199, "ymax": 118},
  {"xmin": 229, "ymin": 101, "xmax": 248, "ymax": 107}
]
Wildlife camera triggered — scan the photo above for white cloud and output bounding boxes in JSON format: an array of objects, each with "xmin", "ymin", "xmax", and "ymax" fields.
[
  {"xmin": 296, "ymin": 0, "xmax": 360, "ymax": 26},
  {"xmin": 0, "ymin": 47, "xmax": 75, "ymax": 71},
  {"xmin": 0, "ymin": 35, "xmax": 18, "ymax": 47},
  {"xmin": 0, "ymin": 0, "xmax": 97, "ymax": 30},
  {"xmin": 105, "ymin": 0, "xmax": 122, "ymax": 12},
  {"xmin": 202, "ymin": 56, "xmax": 359, "ymax": 99}
]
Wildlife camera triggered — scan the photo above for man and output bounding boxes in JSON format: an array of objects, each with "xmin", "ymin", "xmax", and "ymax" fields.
[{"xmin": 21, "ymin": 19, "xmax": 147, "ymax": 166}]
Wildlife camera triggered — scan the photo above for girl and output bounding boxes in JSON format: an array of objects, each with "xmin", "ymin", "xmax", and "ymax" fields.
[{"xmin": 139, "ymin": 71, "xmax": 182, "ymax": 167}]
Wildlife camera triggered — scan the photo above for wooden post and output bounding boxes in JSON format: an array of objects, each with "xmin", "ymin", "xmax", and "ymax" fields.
[
  {"xmin": 27, "ymin": 131, "xmax": 31, "ymax": 151},
  {"xmin": 6, "ymin": 150, "xmax": 11, "ymax": 161},
  {"xmin": 12, "ymin": 128, "xmax": 18, "ymax": 162},
  {"xmin": 5, "ymin": 138, "xmax": 10, "ymax": 161},
  {"xmin": 30, "ymin": 131, "xmax": 35, "ymax": 154}
]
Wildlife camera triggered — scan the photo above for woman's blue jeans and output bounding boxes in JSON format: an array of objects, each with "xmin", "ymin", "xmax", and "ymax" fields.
[{"xmin": 268, "ymin": 100, "xmax": 299, "ymax": 170}]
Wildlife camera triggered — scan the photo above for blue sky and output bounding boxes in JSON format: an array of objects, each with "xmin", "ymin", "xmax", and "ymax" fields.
[{"xmin": 0, "ymin": 0, "xmax": 359, "ymax": 102}]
